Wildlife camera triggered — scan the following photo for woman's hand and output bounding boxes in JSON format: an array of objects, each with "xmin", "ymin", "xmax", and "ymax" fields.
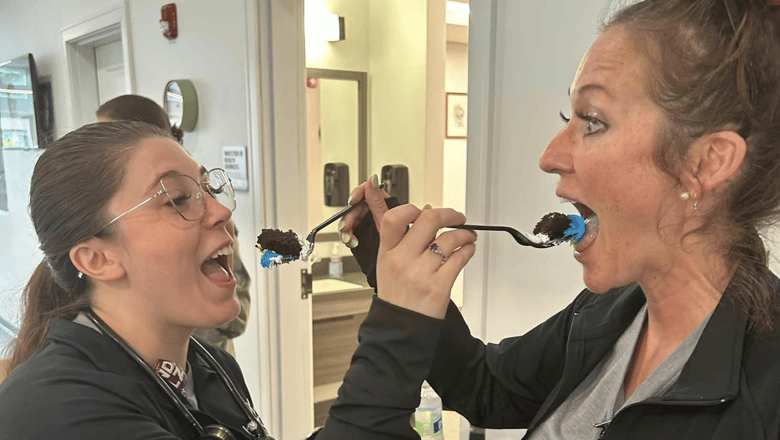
[
  {"xmin": 338, "ymin": 175, "xmax": 390, "ymax": 248},
  {"xmin": 377, "ymin": 204, "xmax": 477, "ymax": 319}
]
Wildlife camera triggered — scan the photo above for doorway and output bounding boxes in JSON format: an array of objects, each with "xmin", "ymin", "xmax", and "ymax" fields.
[{"xmin": 61, "ymin": 3, "xmax": 135, "ymax": 129}]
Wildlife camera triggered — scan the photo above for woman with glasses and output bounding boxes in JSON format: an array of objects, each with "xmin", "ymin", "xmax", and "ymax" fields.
[
  {"xmin": 96, "ymin": 94, "xmax": 252, "ymax": 358},
  {"xmin": 335, "ymin": 0, "xmax": 780, "ymax": 438},
  {"xmin": 0, "ymin": 121, "xmax": 406, "ymax": 439}
]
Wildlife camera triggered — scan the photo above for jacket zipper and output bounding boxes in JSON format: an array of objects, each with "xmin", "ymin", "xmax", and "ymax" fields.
[{"xmin": 597, "ymin": 397, "xmax": 731, "ymax": 439}]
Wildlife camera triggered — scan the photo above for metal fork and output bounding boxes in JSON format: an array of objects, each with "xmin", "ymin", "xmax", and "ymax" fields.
[
  {"xmin": 449, "ymin": 224, "xmax": 568, "ymax": 249},
  {"xmin": 302, "ymin": 184, "xmax": 385, "ymax": 260}
]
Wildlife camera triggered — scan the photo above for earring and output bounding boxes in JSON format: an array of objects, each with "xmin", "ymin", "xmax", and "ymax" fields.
[
  {"xmin": 680, "ymin": 192, "xmax": 690, "ymax": 201},
  {"xmin": 691, "ymin": 200, "xmax": 698, "ymax": 211},
  {"xmin": 77, "ymin": 272, "xmax": 84, "ymax": 279}
]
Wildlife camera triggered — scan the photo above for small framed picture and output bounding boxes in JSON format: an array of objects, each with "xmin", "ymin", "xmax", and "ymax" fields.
[{"xmin": 445, "ymin": 92, "xmax": 467, "ymax": 139}]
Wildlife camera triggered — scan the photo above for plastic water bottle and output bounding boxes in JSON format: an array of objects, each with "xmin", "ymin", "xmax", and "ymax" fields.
[
  {"xmin": 415, "ymin": 381, "xmax": 443, "ymax": 438},
  {"xmin": 329, "ymin": 243, "xmax": 343, "ymax": 278}
]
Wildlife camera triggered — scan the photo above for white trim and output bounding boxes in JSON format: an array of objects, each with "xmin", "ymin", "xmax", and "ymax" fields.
[
  {"xmin": 461, "ymin": 0, "xmax": 497, "ymax": 343},
  {"xmin": 60, "ymin": 2, "xmax": 135, "ymax": 130},
  {"xmin": 255, "ymin": 0, "xmax": 313, "ymax": 437},
  {"xmin": 242, "ymin": 0, "xmax": 272, "ymax": 430}
]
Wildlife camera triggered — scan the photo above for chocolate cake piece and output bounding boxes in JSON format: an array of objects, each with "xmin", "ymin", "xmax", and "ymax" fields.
[
  {"xmin": 256, "ymin": 228, "xmax": 303, "ymax": 258},
  {"xmin": 533, "ymin": 212, "xmax": 571, "ymax": 240}
]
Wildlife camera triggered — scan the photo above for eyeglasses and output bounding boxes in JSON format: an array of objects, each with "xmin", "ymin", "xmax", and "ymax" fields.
[{"xmin": 102, "ymin": 168, "xmax": 235, "ymax": 230}]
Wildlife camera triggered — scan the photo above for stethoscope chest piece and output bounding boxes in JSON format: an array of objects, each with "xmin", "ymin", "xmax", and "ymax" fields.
[{"xmin": 201, "ymin": 425, "xmax": 235, "ymax": 440}]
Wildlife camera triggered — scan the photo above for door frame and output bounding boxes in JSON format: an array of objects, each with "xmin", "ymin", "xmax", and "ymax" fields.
[
  {"xmin": 257, "ymin": 0, "xmax": 497, "ymax": 438},
  {"xmin": 60, "ymin": 1, "xmax": 135, "ymax": 130},
  {"xmin": 254, "ymin": 0, "xmax": 314, "ymax": 438}
]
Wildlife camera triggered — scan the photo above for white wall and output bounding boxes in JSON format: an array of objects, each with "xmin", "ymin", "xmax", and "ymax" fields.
[
  {"xmin": 444, "ymin": 40, "xmax": 467, "ymax": 309},
  {"xmin": 0, "ymin": 0, "xmax": 266, "ymax": 415}
]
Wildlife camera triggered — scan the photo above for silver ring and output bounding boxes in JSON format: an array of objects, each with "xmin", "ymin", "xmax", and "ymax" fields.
[{"xmin": 428, "ymin": 242, "xmax": 447, "ymax": 263}]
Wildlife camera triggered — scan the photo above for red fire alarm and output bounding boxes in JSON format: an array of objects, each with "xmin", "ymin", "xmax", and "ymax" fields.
[
  {"xmin": 306, "ymin": 77, "xmax": 318, "ymax": 89},
  {"xmin": 160, "ymin": 3, "xmax": 178, "ymax": 40}
]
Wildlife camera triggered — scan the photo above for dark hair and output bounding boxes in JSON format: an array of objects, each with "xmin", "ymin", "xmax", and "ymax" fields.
[
  {"xmin": 8, "ymin": 121, "xmax": 171, "ymax": 370},
  {"xmin": 606, "ymin": 0, "xmax": 780, "ymax": 333},
  {"xmin": 96, "ymin": 94, "xmax": 184, "ymax": 143}
]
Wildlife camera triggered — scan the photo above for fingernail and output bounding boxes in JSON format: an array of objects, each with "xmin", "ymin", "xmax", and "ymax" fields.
[
  {"xmin": 347, "ymin": 194, "xmax": 354, "ymax": 205},
  {"xmin": 349, "ymin": 237, "xmax": 359, "ymax": 248},
  {"xmin": 371, "ymin": 174, "xmax": 379, "ymax": 189},
  {"xmin": 341, "ymin": 232, "xmax": 351, "ymax": 245},
  {"xmin": 338, "ymin": 219, "xmax": 346, "ymax": 231},
  {"xmin": 423, "ymin": 204, "xmax": 432, "ymax": 210}
]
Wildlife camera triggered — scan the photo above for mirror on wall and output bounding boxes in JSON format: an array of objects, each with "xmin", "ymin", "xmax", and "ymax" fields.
[
  {"xmin": 163, "ymin": 79, "xmax": 198, "ymax": 132},
  {"xmin": 305, "ymin": 68, "xmax": 367, "ymax": 245}
]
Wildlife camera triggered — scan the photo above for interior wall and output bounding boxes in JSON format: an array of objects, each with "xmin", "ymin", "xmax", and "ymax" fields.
[
  {"xmin": 444, "ymin": 40, "xmax": 467, "ymax": 309},
  {"xmin": 305, "ymin": 0, "xmax": 369, "ymax": 71},
  {"xmin": 367, "ymin": 0, "xmax": 428, "ymax": 206},
  {"xmin": 307, "ymin": 0, "xmax": 453, "ymax": 213},
  {"xmin": 0, "ymin": 0, "xmax": 264, "ymax": 409}
]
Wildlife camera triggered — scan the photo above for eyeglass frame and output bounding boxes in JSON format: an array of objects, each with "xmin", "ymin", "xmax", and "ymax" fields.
[{"xmin": 100, "ymin": 167, "xmax": 235, "ymax": 231}]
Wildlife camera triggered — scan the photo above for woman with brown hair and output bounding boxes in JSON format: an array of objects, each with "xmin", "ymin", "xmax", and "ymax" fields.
[
  {"xmin": 0, "ymin": 121, "xmax": 447, "ymax": 439},
  {"xmin": 337, "ymin": 0, "xmax": 780, "ymax": 438},
  {"xmin": 96, "ymin": 94, "xmax": 251, "ymax": 356}
]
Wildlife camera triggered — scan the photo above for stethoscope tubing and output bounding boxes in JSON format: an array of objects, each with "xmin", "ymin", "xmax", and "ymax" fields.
[{"xmin": 85, "ymin": 310, "xmax": 264, "ymax": 439}]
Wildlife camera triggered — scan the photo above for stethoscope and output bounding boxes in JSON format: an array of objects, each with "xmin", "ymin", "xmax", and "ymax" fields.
[{"xmin": 85, "ymin": 310, "xmax": 267, "ymax": 440}]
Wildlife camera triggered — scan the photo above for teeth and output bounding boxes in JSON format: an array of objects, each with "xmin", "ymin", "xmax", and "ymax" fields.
[
  {"xmin": 559, "ymin": 197, "xmax": 576, "ymax": 204},
  {"xmin": 210, "ymin": 244, "xmax": 234, "ymax": 260}
]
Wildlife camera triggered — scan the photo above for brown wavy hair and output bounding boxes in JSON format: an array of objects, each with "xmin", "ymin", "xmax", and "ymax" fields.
[
  {"xmin": 7, "ymin": 121, "xmax": 170, "ymax": 371},
  {"xmin": 606, "ymin": 0, "xmax": 780, "ymax": 333}
]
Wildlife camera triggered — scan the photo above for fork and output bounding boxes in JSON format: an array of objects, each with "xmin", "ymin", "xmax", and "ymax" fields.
[
  {"xmin": 302, "ymin": 184, "xmax": 385, "ymax": 260},
  {"xmin": 449, "ymin": 224, "xmax": 568, "ymax": 249}
]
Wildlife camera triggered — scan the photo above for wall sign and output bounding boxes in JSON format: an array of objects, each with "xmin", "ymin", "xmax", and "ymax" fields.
[{"xmin": 222, "ymin": 146, "xmax": 248, "ymax": 191}]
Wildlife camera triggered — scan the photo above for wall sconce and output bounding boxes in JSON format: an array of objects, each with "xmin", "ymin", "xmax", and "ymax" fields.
[{"xmin": 306, "ymin": 12, "xmax": 345, "ymax": 42}]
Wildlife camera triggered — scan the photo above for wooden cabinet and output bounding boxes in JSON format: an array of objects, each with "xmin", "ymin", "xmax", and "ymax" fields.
[{"xmin": 310, "ymin": 270, "xmax": 373, "ymax": 428}]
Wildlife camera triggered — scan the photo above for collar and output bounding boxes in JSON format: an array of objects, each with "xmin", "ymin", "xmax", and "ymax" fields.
[
  {"xmin": 49, "ymin": 318, "xmax": 221, "ymax": 398},
  {"xmin": 574, "ymin": 282, "xmax": 749, "ymax": 403}
]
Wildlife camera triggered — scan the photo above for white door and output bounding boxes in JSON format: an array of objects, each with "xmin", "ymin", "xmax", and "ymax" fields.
[
  {"xmin": 61, "ymin": 4, "xmax": 135, "ymax": 130},
  {"xmin": 95, "ymin": 40, "xmax": 126, "ymax": 105}
]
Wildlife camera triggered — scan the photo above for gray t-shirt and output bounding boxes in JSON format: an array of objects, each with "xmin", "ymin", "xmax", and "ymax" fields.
[{"xmin": 528, "ymin": 304, "xmax": 711, "ymax": 440}]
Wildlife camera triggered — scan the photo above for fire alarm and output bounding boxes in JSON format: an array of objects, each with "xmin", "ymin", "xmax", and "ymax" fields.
[
  {"xmin": 306, "ymin": 77, "xmax": 318, "ymax": 88},
  {"xmin": 160, "ymin": 3, "xmax": 178, "ymax": 40}
]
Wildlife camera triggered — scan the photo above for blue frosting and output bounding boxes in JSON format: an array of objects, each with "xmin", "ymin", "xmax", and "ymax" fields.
[
  {"xmin": 564, "ymin": 214, "xmax": 586, "ymax": 243},
  {"xmin": 260, "ymin": 250, "xmax": 294, "ymax": 268}
]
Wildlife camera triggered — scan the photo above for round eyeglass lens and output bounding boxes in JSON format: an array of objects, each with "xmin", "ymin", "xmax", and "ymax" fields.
[
  {"xmin": 160, "ymin": 174, "xmax": 205, "ymax": 221},
  {"xmin": 208, "ymin": 169, "xmax": 236, "ymax": 212}
]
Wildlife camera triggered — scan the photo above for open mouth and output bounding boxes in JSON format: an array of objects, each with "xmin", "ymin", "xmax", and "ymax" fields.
[{"xmin": 200, "ymin": 244, "xmax": 234, "ymax": 283}]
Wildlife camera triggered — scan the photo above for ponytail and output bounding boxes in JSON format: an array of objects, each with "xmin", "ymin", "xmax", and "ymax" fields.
[
  {"xmin": 8, "ymin": 261, "xmax": 89, "ymax": 371},
  {"xmin": 7, "ymin": 121, "xmax": 168, "ymax": 372}
]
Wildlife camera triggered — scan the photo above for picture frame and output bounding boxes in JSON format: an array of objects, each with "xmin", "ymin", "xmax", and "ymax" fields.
[{"xmin": 445, "ymin": 92, "xmax": 467, "ymax": 139}]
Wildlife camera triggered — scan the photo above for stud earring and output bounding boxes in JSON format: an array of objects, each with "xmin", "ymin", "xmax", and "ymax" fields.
[
  {"xmin": 78, "ymin": 271, "xmax": 84, "ymax": 279},
  {"xmin": 691, "ymin": 200, "xmax": 698, "ymax": 211},
  {"xmin": 680, "ymin": 192, "xmax": 690, "ymax": 201}
]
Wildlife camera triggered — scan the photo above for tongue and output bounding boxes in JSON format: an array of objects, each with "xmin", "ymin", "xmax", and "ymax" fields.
[{"xmin": 201, "ymin": 259, "xmax": 230, "ymax": 282}]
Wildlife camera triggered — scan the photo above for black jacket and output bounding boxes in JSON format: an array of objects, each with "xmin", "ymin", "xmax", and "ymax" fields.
[
  {"xmin": 0, "ymin": 309, "xmax": 433, "ymax": 440},
  {"xmin": 346, "ymin": 202, "xmax": 780, "ymax": 439},
  {"xmin": 0, "ymin": 318, "xmax": 265, "ymax": 440},
  {"xmin": 427, "ymin": 282, "xmax": 780, "ymax": 439}
]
